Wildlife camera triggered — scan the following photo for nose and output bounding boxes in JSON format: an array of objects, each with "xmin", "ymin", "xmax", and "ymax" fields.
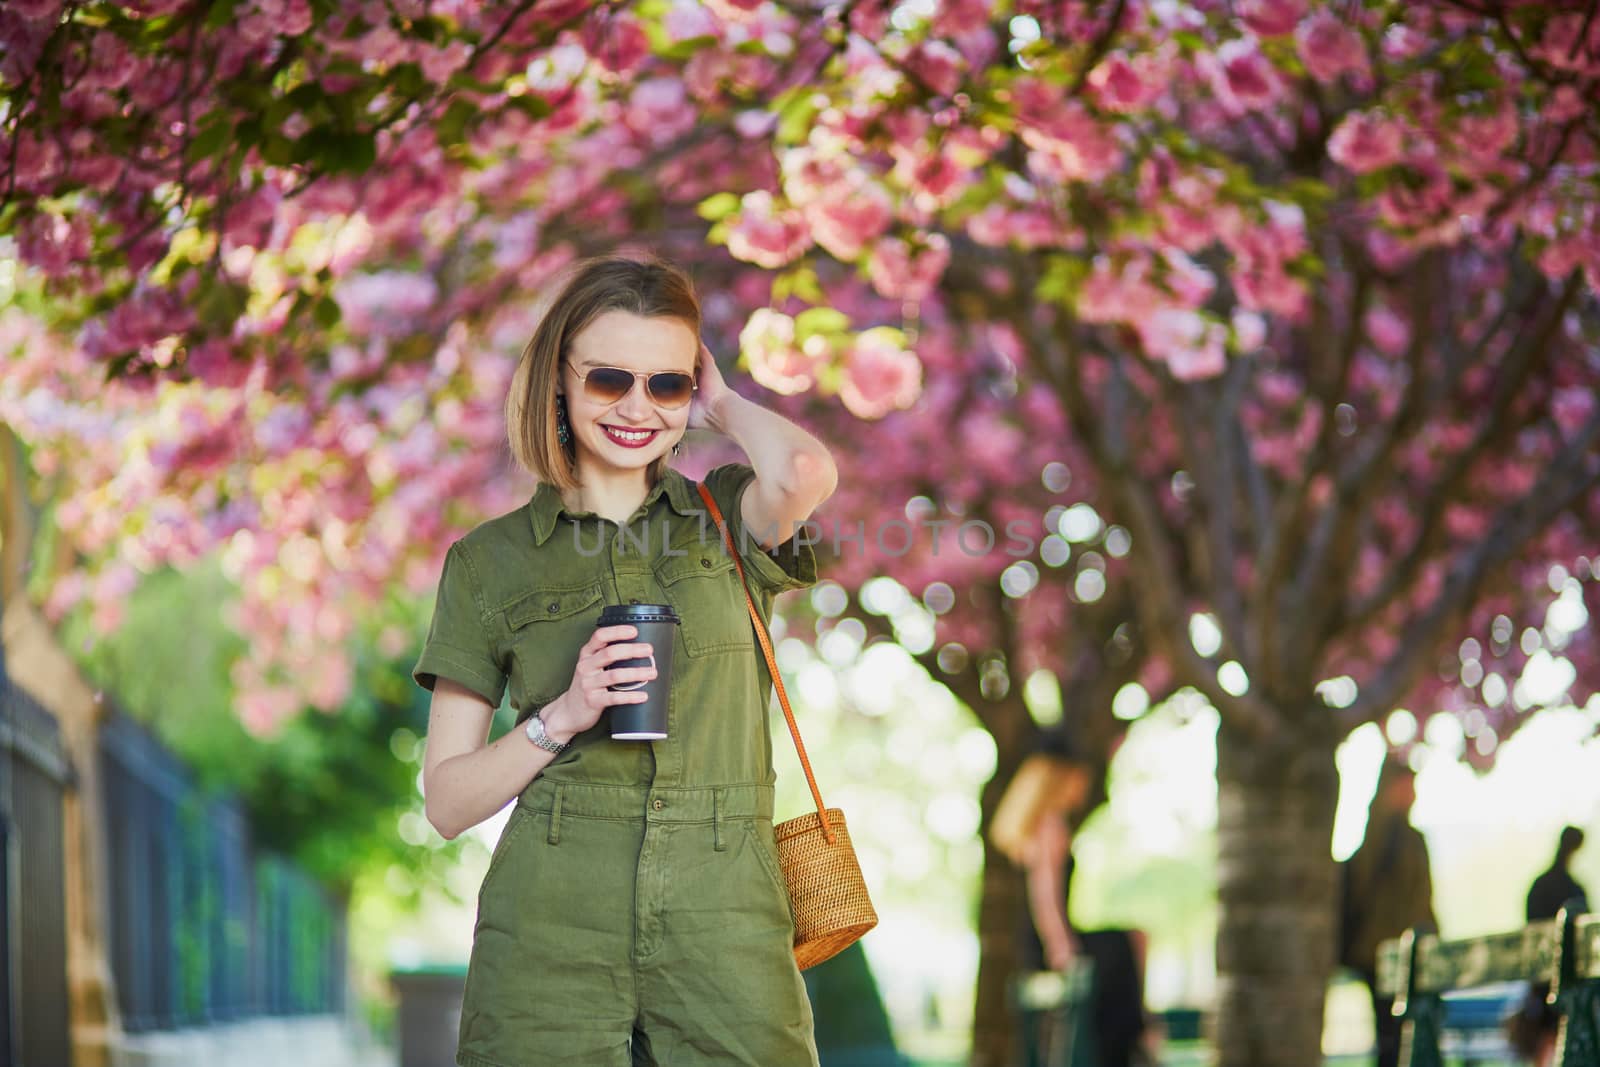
[{"xmin": 614, "ymin": 377, "xmax": 655, "ymax": 422}]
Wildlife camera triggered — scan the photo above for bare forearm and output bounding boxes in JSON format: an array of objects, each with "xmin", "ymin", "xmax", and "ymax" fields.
[
  {"xmin": 708, "ymin": 392, "xmax": 837, "ymax": 497},
  {"xmin": 425, "ymin": 701, "xmax": 574, "ymax": 839},
  {"xmin": 1027, "ymin": 860, "xmax": 1073, "ymax": 952}
]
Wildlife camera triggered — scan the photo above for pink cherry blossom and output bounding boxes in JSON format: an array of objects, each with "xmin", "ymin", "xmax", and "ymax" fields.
[
  {"xmin": 839, "ymin": 328, "xmax": 922, "ymax": 419},
  {"xmin": 1364, "ymin": 304, "xmax": 1410, "ymax": 357},
  {"xmin": 9, "ymin": 0, "xmax": 62, "ymax": 20},
  {"xmin": 1012, "ymin": 80, "xmax": 1124, "ymax": 181},
  {"xmin": 1296, "ymin": 12, "xmax": 1369, "ymax": 85},
  {"xmin": 866, "ymin": 234, "xmax": 951, "ymax": 301},
  {"xmin": 1237, "ymin": 0, "xmax": 1306, "ymax": 37},
  {"xmin": 623, "ymin": 78, "xmax": 697, "ymax": 144},
  {"xmin": 1327, "ymin": 110, "xmax": 1405, "ymax": 173},
  {"xmin": 1087, "ymin": 53, "xmax": 1163, "ymax": 113},
  {"xmin": 334, "ymin": 271, "xmax": 439, "ymax": 339},
  {"xmin": 583, "ymin": 13, "xmax": 652, "ymax": 76},
  {"xmin": 1138, "ymin": 308, "xmax": 1228, "ymax": 381},
  {"xmin": 664, "ymin": 0, "xmax": 720, "ymax": 41},
  {"xmin": 1232, "ymin": 309, "xmax": 1267, "ymax": 351},
  {"xmin": 904, "ymin": 40, "xmax": 965, "ymax": 97},
  {"xmin": 702, "ymin": 0, "xmax": 762, "ymax": 23},
  {"xmin": 803, "ymin": 177, "xmax": 894, "ymax": 261},
  {"xmin": 726, "ymin": 190, "xmax": 814, "ymax": 269},
  {"xmin": 1208, "ymin": 39, "xmax": 1283, "ymax": 114},
  {"xmin": 738, "ymin": 309, "xmax": 825, "ymax": 395}
]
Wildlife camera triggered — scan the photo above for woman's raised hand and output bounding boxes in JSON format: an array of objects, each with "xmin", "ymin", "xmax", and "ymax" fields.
[
  {"xmin": 686, "ymin": 340, "xmax": 733, "ymax": 431},
  {"xmin": 540, "ymin": 625, "xmax": 657, "ymax": 743}
]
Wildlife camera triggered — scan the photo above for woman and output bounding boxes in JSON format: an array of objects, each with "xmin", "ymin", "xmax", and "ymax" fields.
[
  {"xmin": 413, "ymin": 254, "xmax": 838, "ymax": 1067},
  {"xmin": 990, "ymin": 740, "xmax": 1150, "ymax": 1067}
]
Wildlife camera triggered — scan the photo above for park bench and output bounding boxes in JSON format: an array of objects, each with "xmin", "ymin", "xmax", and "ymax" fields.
[{"xmin": 1377, "ymin": 906, "xmax": 1600, "ymax": 1067}]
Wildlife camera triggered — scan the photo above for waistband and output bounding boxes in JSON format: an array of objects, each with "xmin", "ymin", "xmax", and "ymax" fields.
[{"xmin": 515, "ymin": 778, "xmax": 775, "ymax": 823}]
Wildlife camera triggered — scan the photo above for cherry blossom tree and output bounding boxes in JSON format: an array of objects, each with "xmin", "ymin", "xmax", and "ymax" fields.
[
  {"xmin": 6, "ymin": 2, "xmax": 1600, "ymax": 1065},
  {"xmin": 741, "ymin": 318, "xmax": 1160, "ymax": 1059},
  {"xmin": 701, "ymin": 6, "xmax": 1600, "ymax": 1062}
]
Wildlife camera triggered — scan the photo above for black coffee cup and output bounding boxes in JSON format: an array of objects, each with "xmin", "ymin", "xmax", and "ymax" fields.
[{"xmin": 597, "ymin": 604, "xmax": 680, "ymax": 740}]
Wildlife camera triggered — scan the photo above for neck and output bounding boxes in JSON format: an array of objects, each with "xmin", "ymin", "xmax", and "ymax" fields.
[{"xmin": 563, "ymin": 465, "xmax": 659, "ymax": 524}]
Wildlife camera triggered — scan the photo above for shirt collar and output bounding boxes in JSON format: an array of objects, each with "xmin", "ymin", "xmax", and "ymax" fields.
[{"xmin": 528, "ymin": 467, "xmax": 700, "ymax": 546}]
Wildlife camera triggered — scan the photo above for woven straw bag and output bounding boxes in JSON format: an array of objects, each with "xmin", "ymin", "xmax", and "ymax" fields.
[{"xmin": 697, "ymin": 482, "xmax": 879, "ymax": 970}]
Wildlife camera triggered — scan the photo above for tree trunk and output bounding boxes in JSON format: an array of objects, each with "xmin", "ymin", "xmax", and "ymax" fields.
[
  {"xmin": 1213, "ymin": 718, "xmax": 1340, "ymax": 1067},
  {"xmin": 970, "ymin": 708, "xmax": 1033, "ymax": 1067}
]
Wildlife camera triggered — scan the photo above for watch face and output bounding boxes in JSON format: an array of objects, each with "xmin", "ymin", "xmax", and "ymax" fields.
[{"xmin": 526, "ymin": 712, "xmax": 560, "ymax": 750}]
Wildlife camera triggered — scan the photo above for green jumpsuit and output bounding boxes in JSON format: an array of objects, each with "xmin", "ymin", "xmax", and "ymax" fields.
[{"xmin": 412, "ymin": 462, "xmax": 822, "ymax": 1067}]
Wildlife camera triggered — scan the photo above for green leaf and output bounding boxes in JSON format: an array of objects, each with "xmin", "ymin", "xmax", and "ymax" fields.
[
  {"xmin": 185, "ymin": 114, "xmax": 234, "ymax": 163},
  {"xmin": 444, "ymin": 72, "xmax": 505, "ymax": 95},
  {"xmin": 507, "ymin": 94, "xmax": 553, "ymax": 121},
  {"xmin": 313, "ymin": 295, "xmax": 342, "ymax": 329},
  {"xmin": 433, "ymin": 98, "xmax": 478, "ymax": 147},
  {"xmin": 406, "ymin": 15, "xmax": 445, "ymax": 43},
  {"xmin": 769, "ymin": 266, "xmax": 830, "ymax": 305},
  {"xmin": 195, "ymin": 280, "xmax": 248, "ymax": 330},
  {"xmin": 656, "ymin": 34, "xmax": 718, "ymax": 61},
  {"xmin": 696, "ymin": 192, "xmax": 742, "ymax": 222},
  {"xmin": 1036, "ymin": 255, "xmax": 1089, "ymax": 308},
  {"xmin": 391, "ymin": 62, "xmax": 428, "ymax": 98},
  {"xmin": 774, "ymin": 87, "xmax": 820, "ymax": 146},
  {"xmin": 204, "ymin": 0, "xmax": 242, "ymax": 31},
  {"xmin": 261, "ymin": 133, "xmax": 297, "ymax": 167},
  {"xmin": 795, "ymin": 307, "xmax": 850, "ymax": 340},
  {"xmin": 1283, "ymin": 177, "xmax": 1335, "ymax": 205}
]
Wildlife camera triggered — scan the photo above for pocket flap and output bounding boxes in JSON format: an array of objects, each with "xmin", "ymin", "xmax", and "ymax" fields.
[
  {"xmin": 505, "ymin": 584, "xmax": 603, "ymax": 629},
  {"xmin": 654, "ymin": 549, "xmax": 736, "ymax": 586}
]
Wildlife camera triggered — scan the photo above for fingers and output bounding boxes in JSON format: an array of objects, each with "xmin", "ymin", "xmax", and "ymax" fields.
[
  {"xmin": 602, "ymin": 666, "xmax": 658, "ymax": 686},
  {"xmin": 571, "ymin": 627, "xmax": 662, "ymax": 714},
  {"xmin": 593, "ymin": 642, "xmax": 656, "ymax": 666},
  {"xmin": 588, "ymin": 624, "xmax": 637, "ymax": 648}
]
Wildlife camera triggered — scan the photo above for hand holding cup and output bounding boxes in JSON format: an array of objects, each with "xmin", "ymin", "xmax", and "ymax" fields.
[{"xmin": 541, "ymin": 625, "xmax": 657, "ymax": 744}]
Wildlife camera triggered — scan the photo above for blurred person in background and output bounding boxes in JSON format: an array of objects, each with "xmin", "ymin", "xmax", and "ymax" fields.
[
  {"xmin": 991, "ymin": 733, "xmax": 1151, "ymax": 1067},
  {"xmin": 1337, "ymin": 756, "xmax": 1436, "ymax": 1067},
  {"xmin": 1526, "ymin": 826, "xmax": 1589, "ymax": 921},
  {"xmin": 1508, "ymin": 826, "xmax": 1589, "ymax": 1066}
]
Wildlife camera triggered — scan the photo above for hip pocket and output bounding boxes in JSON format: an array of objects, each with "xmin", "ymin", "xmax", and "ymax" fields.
[
  {"xmin": 745, "ymin": 819, "xmax": 794, "ymax": 916},
  {"xmin": 481, "ymin": 805, "xmax": 533, "ymax": 897}
]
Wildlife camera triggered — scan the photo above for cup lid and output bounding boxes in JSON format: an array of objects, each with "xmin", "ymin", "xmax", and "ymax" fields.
[{"xmin": 597, "ymin": 603, "xmax": 680, "ymax": 624}]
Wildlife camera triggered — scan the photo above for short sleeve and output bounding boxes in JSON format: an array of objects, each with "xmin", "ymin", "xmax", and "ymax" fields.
[
  {"xmin": 411, "ymin": 542, "xmax": 508, "ymax": 707},
  {"xmin": 700, "ymin": 461, "xmax": 819, "ymax": 596}
]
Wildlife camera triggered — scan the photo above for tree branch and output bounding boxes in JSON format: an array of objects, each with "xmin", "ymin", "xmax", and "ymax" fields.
[
  {"xmin": 1339, "ymin": 273, "xmax": 1580, "ymax": 633},
  {"xmin": 1340, "ymin": 406, "xmax": 1600, "ymax": 729}
]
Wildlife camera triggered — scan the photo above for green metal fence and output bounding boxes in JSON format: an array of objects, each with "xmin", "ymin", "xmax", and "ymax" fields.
[{"xmin": 99, "ymin": 710, "xmax": 345, "ymax": 1032}]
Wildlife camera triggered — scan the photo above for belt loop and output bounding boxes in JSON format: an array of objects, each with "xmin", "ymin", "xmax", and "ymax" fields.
[
  {"xmin": 548, "ymin": 785, "xmax": 564, "ymax": 846},
  {"xmin": 713, "ymin": 787, "xmax": 727, "ymax": 852}
]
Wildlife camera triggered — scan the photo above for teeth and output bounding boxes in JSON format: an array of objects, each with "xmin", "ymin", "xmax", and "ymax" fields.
[{"xmin": 607, "ymin": 427, "xmax": 654, "ymax": 442}]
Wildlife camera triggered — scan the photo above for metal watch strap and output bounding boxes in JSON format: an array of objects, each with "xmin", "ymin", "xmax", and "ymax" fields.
[{"xmin": 524, "ymin": 708, "xmax": 567, "ymax": 754}]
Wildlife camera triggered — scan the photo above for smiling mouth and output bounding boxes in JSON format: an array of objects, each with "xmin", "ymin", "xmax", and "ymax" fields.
[{"xmin": 602, "ymin": 425, "xmax": 661, "ymax": 446}]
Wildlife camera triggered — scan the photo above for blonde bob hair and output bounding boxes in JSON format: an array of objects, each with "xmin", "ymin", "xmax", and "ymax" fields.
[
  {"xmin": 988, "ymin": 753, "xmax": 1093, "ymax": 867},
  {"xmin": 506, "ymin": 253, "xmax": 702, "ymax": 493}
]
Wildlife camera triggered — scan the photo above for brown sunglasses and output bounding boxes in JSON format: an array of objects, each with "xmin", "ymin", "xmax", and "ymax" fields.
[{"xmin": 568, "ymin": 365, "xmax": 698, "ymax": 409}]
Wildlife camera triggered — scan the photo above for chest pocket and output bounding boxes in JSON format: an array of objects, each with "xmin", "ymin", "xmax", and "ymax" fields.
[
  {"xmin": 503, "ymin": 582, "xmax": 604, "ymax": 711},
  {"xmin": 653, "ymin": 550, "xmax": 752, "ymax": 658}
]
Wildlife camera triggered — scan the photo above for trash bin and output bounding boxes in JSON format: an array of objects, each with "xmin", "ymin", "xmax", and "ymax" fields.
[{"xmin": 390, "ymin": 963, "xmax": 468, "ymax": 1067}]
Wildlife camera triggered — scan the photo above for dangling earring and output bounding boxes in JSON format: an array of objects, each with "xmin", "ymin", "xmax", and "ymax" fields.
[
  {"xmin": 671, "ymin": 440, "xmax": 682, "ymax": 457},
  {"xmin": 555, "ymin": 394, "xmax": 571, "ymax": 445}
]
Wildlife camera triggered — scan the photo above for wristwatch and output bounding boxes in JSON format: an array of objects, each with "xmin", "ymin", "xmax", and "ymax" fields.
[{"xmin": 524, "ymin": 708, "xmax": 568, "ymax": 755}]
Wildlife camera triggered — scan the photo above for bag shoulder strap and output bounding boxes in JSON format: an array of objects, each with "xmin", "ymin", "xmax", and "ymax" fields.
[{"xmin": 695, "ymin": 481, "xmax": 835, "ymax": 844}]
